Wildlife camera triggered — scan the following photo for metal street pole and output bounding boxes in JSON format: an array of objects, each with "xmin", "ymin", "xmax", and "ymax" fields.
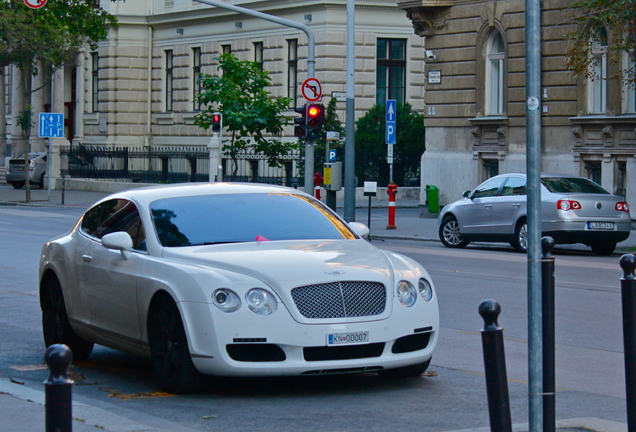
[
  {"xmin": 343, "ymin": 0, "xmax": 356, "ymax": 221},
  {"xmin": 525, "ymin": 0, "xmax": 543, "ymax": 430}
]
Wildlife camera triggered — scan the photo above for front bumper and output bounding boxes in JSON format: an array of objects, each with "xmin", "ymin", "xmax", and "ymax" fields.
[{"xmin": 180, "ymin": 297, "xmax": 439, "ymax": 377}]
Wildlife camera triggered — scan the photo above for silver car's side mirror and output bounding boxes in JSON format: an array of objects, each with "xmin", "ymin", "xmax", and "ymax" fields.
[
  {"xmin": 102, "ymin": 231, "xmax": 133, "ymax": 260},
  {"xmin": 463, "ymin": 190, "xmax": 472, "ymax": 198},
  {"xmin": 348, "ymin": 221, "xmax": 370, "ymax": 239}
]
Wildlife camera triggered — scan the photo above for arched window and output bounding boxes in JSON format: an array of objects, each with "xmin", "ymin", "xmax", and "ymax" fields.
[
  {"xmin": 588, "ymin": 28, "xmax": 607, "ymax": 114},
  {"xmin": 485, "ymin": 31, "xmax": 505, "ymax": 115}
]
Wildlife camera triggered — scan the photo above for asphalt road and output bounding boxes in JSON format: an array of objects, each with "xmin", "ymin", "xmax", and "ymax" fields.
[{"xmin": 0, "ymin": 202, "xmax": 630, "ymax": 432}]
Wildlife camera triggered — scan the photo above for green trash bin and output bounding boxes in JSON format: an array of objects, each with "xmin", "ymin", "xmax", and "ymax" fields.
[{"xmin": 425, "ymin": 185, "xmax": 439, "ymax": 213}]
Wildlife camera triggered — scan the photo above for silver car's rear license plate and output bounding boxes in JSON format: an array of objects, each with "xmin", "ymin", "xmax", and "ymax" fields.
[
  {"xmin": 327, "ymin": 331, "xmax": 369, "ymax": 345},
  {"xmin": 587, "ymin": 221, "xmax": 615, "ymax": 230}
]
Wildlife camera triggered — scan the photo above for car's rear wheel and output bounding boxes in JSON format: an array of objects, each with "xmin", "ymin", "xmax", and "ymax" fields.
[
  {"xmin": 512, "ymin": 220, "xmax": 528, "ymax": 253},
  {"xmin": 10, "ymin": 181, "xmax": 24, "ymax": 189},
  {"xmin": 37, "ymin": 173, "xmax": 45, "ymax": 189},
  {"xmin": 378, "ymin": 358, "xmax": 431, "ymax": 378},
  {"xmin": 591, "ymin": 242, "xmax": 616, "ymax": 256},
  {"xmin": 439, "ymin": 216, "xmax": 469, "ymax": 248},
  {"xmin": 41, "ymin": 276, "xmax": 94, "ymax": 361},
  {"xmin": 148, "ymin": 296, "xmax": 203, "ymax": 394}
]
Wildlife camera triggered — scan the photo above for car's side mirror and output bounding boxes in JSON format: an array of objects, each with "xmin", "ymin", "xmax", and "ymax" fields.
[
  {"xmin": 348, "ymin": 222, "xmax": 370, "ymax": 239},
  {"xmin": 463, "ymin": 190, "xmax": 472, "ymax": 199},
  {"xmin": 102, "ymin": 231, "xmax": 133, "ymax": 260}
]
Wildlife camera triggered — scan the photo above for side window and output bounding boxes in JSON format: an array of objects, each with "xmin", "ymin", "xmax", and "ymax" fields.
[
  {"xmin": 472, "ymin": 177, "xmax": 506, "ymax": 199},
  {"xmin": 500, "ymin": 177, "xmax": 526, "ymax": 196},
  {"xmin": 80, "ymin": 199, "xmax": 146, "ymax": 251}
]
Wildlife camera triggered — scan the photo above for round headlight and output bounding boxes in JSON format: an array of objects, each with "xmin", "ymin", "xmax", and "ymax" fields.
[
  {"xmin": 418, "ymin": 278, "xmax": 434, "ymax": 302},
  {"xmin": 397, "ymin": 280, "xmax": 417, "ymax": 307},
  {"xmin": 246, "ymin": 288, "xmax": 277, "ymax": 316},
  {"xmin": 212, "ymin": 289, "xmax": 240, "ymax": 313}
]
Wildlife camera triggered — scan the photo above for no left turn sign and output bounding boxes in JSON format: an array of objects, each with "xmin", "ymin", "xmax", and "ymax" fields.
[
  {"xmin": 24, "ymin": 0, "xmax": 47, "ymax": 8},
  {"xmin": 301, "ymin": 78, "xmax": 322, "ymax": 102}
]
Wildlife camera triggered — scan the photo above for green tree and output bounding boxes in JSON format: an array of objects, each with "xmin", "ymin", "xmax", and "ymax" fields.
[
  {"xmin": 354, "ymin": 103, "xmax": 426, "ymax": 186},
  {"xmin": 564, "ymin": 0, "xmax": 636, "ymax": 86},
  {"xmin": 195, "ymin": 53, "xmax": 296, "ymax": 177},
  {"xmin": 0, "ymin": 0, "xmax": 117, "ymax": 202}
]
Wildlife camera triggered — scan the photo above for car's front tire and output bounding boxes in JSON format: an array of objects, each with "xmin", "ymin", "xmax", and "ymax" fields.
[
  {"xmin": 591, "ymin": 242, "xmax": 616, "ymax": 256},
  {"xmin": 41, "ymin": 275, "xmax": 94, "ymax": 361},
  {"xmin": 148, "ymin": 295, "xmax": 204, "ymax": 394},
  {"xmin": 512, "ymin": 220, "xmax": 528, "ymax": 253},
  {"xmin": 378, "ymin": 358, "xmax": 431, "ymax": 378},
  {"xmin": 439, "ymin": 216, "xmax": 469, "ymax": 248}
]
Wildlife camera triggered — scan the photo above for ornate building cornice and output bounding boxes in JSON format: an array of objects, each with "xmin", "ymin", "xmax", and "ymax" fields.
[{"xmin": 397, "ymin": 0, "xmax": 453, "ymax": 37}]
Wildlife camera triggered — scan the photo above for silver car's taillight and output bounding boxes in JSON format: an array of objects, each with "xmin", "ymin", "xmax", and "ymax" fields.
[
  {"xmin": 557, "ymin": 200, "xmax": 581, "ymax": 211},
  {"xmin": 616, "ymin": 202, "xmax": 629, "ymax": 212}
]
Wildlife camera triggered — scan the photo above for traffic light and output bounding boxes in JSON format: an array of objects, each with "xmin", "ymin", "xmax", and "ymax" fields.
[
  {"xmin": 294, "ymin": 106, "xmax": 307, "ymax": 137},
  {"xmin": 305, "ymin": 103, "xmax": 325, "ymax": 140},
  {"xmin": 212, "ymin": 112, "xmax": 222, "ymax": 133}
]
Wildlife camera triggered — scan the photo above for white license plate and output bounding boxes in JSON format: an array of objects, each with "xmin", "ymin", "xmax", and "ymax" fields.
[
  {"xmin": 12, "ymin": 167, "xmax": 24, "ymax": 172},
  {"xmin": 327, "ymin": 331, "xmax": 369, "ymax": 345},
  {"xmin": 587, "ymin": 221, "xmax": 615, "ymax": 230}
]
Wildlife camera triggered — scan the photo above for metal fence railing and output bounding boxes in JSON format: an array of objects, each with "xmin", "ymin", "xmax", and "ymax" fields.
[{"xmin": 60, "ymin": 145, "xmax": 304, "ymax": 187}]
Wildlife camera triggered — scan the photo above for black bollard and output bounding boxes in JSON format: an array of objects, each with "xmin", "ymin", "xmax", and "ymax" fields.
[
  {"xmin": 620, "ymin": 254, "xmax": 636, "ymax": 432},
  {"xmin": 542, "ymin": 236, "xmax": 556, "ymax": 432},
  {"xmin": 44, "ymin": 344, "xmax": 74, "ymax": 432},
  {"xmin": 479, "ymin": 299, "xmax": 512, "ymax": 432}
]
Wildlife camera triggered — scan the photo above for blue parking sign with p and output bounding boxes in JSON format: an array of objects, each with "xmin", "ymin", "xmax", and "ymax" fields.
[
  {"xmin": 39, "ymin": 113, "xmax": 64, "ymax": 138},
  {"xmin": 328, "ymin": 150, "xmax": 337, "ymax": 162}
]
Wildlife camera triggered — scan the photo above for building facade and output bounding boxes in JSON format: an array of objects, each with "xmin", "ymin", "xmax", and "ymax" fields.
[
  {"xmin": 398, "ymin": 0, "xmax": 636, "ymax": 210},
  {"xmin": 2, "ymin": 0, "xmax": 429, "ymax": 188}
]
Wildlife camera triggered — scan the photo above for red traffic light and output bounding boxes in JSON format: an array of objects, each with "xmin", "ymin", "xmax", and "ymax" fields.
[
  {"xmin": 307, "ymin": 106, "xmax": 321, "ymax": 118},
  {"xmin": 212, "ymin": 112, "xmax": 222, "ymax": 132}
]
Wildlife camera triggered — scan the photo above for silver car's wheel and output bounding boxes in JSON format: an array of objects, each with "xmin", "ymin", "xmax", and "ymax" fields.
[
  {"xmin": 439, "ymin": 216, "xmax": 469, "ymax": 248},
  {"xmin": 590, "ymin": 242, "xmax": 616, "ymax": 256},
  {"xmin": 513, "ymin": 221, "xmax": 528, "ymax": 253}
]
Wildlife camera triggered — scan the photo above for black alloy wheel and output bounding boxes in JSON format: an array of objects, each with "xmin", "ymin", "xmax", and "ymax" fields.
[
  {"xmin": 148, "ymin": 296, "xmax": 204, "ymax": 394},
  {"xmin": 41, "ymin": 276, "xmax": 94, "ymax": 360}
]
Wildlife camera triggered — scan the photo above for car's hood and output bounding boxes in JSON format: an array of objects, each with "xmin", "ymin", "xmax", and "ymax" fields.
[{"xmin": 161, "ymin": 239, "xmax": 394, "ymax": 289}]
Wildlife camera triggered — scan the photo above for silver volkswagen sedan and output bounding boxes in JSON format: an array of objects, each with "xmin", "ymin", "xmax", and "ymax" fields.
[{"xmin": 438, "ymin": 173, "xmax": 631, "ymax": 255}]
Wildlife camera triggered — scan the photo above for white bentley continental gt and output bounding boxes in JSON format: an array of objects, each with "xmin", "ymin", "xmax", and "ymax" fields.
[{"xmin": 39, "ymin": 183, "xmax": 439, "ymax": 393}]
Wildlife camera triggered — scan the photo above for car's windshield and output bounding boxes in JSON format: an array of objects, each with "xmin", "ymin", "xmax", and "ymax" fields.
[
  {"xmin": 541, "ymin": 177, "xmax": 609, "ymax": 194},
  {"xmin": 149, "ymin": 192, "xmax": 356, "ymax": 247}
]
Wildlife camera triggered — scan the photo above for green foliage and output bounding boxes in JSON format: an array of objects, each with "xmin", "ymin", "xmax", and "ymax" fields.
[
  {"xmin": 354, "ymin": 103, "xmax": 425, "ymax": 187},
  {"xmin": 16, "ymin": 104, "xmax": 34, "ymax": 139},
  {"xmin": 565, "ymin": 0, "xmax": 636, "ymax": 86},
  {"xmin": 0, "ymin": 0, "xmax": 118, "ymax": 76},
  {"xmin": 194, "ymin": 53, "xmax": 296, "ymax": 173}
]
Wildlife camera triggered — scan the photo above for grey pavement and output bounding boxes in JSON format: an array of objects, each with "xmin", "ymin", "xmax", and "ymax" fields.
[{"xmin": 0, "ymin": 182, "xmax": 631, "ymax": 432}]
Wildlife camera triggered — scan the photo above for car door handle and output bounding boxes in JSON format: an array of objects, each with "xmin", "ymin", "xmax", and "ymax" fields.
[
  {"xmin": 484, "ymin": 204, "xmax": 492, "ymax": 208},
  {"xmin": 82, "ymin": 255, "xmax": 92, "ymax": 263},
  {"xmin": 512, "ymin": 203, "xmax": 521, "ymax": 208}
]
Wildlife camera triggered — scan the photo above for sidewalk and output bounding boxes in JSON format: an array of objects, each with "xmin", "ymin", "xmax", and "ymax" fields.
[{"xmin": 1, "ymin": 182, "xmax": 636, "ymax": 252}]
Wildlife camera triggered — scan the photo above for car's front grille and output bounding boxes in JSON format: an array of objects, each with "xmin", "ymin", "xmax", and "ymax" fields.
[{"xmin": 291, "ymin": 281, "xmax": 386, "ymax": 319}]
